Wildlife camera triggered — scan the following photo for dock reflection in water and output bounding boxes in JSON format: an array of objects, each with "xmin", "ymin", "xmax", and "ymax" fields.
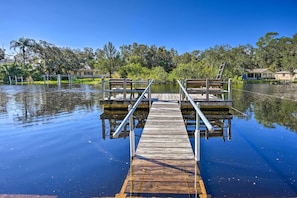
[
  {"xmin": 100, "ymin": 107, "xmax": 232, "ymax": 141},
  {"xmin": 183, "ymin": 109, "xmax": 233, "ymax": 141},
  {"xmin": 100, "ymin": 109, "xmax": 149, "ymax": 139}
]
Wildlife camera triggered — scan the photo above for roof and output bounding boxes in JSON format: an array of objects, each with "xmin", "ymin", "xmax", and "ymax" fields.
[
  {"xmin": 275, "ymin": 71, "xmax": 291, "ymax": 74},
  {"xmin": 245, "ymin": 68, "xmax": 273, "ymax": 73}
]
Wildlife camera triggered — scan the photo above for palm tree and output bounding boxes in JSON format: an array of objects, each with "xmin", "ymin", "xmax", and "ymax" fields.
[{"xmin": 10, "ymin": 37, "xmax": 35, "ymax": 69}]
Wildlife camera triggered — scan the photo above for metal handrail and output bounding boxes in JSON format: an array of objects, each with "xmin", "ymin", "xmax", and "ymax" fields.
[
  {"xmin": 177, "ymin": 80, "xmax": 214, "ymax": 132},
  {"xmin": 112, "ymin": 79, "xmax": 154, "ymax": 138}
]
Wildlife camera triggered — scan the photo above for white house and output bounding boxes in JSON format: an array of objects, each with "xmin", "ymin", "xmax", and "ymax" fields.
[{"xmin": 244, "ymin": 68, "xmax": 275, "ymax": 80}]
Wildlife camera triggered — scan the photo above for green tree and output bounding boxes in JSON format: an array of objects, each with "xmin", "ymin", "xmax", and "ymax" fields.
[
  {"xmin": 33, "ymin": 40, "xmax": 64, "ymax": 74},
  {"xmin": 0, "ymin": 63, "xmax": 25, "ymax": 83},
  {"xmin": 278, "ymin": 34, "xmax": 297, "ymax": 72},
  {"xmin": 149, "ymin": 66, "xmax": 168, "ymax": 83},
  {"xmin": 97, "ymin": 42, "xmax": 121, "ymax": 77},
  {"xmin": 255, "ymin": 32, "xmax": 279, "ymax": 70},
  {"xmin": 61, "ymin": 48, "xmax": 80, "ymax": 73},
  {"xmin": 170, "ymin": 62, "xmax": 205, "ymax": 80},
  {"xmin": 119, "ymin": 63, "xmax": 150, "ymax": 80}
]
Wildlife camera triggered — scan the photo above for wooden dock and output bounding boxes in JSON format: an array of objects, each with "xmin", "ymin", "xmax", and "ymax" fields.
[
  {"xmin": 116, "ymin": 102, "xmax": 208, "ymax": 197},
  {"xmin": 101, "ymin": 78, "xmax": 232, "ymax": 111}
]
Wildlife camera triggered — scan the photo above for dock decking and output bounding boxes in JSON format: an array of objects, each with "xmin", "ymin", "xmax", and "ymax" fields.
[{"xmin": 116, "ymin": 102, "xmax": 208, "ymax": 197}]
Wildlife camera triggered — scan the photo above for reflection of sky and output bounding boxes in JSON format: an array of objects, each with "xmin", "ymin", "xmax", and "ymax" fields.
[{"xmin": 200, "ymin": 116, "xmax": 297, "ymax": 197}]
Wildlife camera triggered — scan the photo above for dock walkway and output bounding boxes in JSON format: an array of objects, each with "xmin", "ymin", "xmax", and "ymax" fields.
[{"xmin": 116, "ymin": 101, "xmax": 208, "ymax": 197}]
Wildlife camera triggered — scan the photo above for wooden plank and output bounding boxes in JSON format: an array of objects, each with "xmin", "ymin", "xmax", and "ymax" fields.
[{"xmin": 117, "ymin": 101, "xmax": 208, "ymax": 197}]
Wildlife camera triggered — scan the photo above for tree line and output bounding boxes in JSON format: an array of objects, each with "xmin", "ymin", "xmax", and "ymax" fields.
[{"xmin": 0, "ymin": 32, "xmax": 296, "ymax": 83}]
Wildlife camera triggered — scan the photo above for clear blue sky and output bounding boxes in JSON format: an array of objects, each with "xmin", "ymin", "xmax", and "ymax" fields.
[{"xmin": 1, "ymin": 0, "xmax": 297, "ymax": 54}]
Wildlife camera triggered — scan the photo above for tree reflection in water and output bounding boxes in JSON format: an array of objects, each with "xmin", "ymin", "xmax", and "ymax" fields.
[
  {"xmin": 0, "ymin": 84, "xmax": 103, "ymax": 125},
  {"xmin": 233, "ymin": 83, "xmax": 297, "ymax": 132}
]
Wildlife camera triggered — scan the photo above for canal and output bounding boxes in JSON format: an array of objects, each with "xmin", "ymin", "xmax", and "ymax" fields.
[{"xmin": 0, "ymin": 83, "xmax": 296, "ymax": 197}]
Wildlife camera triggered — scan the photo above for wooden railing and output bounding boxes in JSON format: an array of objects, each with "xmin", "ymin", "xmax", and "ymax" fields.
[
  {"xmin": 102, "ymin": 78, "xmax": 149, "ymax": 100},
  {"xmin": 185, "ymin": 78, "xmax": 232, "ymax": 100}
]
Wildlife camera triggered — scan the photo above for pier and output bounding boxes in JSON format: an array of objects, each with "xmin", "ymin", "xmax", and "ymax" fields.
[
  {"xmin": 101, "ymin": 78, "xmax": 233, "ymax": 197},
  {"xmin": 115, "ymin": 101, "xmax": 208, "ymax": 197}
]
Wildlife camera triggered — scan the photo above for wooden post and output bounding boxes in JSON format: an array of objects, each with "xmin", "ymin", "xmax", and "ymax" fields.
[
  {"xmin": 228, "ymin": 78, "xmax": 232, "ymax": 100},
  {"xmin": 129, "ymin": 105, "xmax": 135, "ymax": 159},
  {"xmin": 57, "ymin": 74, "xmax": 61, "ymax": 86},
  {"xmin": 102, "ymin": 118, "xmax": 106, "ymax": 140},
  {"xmin": 8, "ymin": 76, "xmax": 12, "ymax": 85},
  {"xmin": 123, "ymin": 78, "xmax": 127, "ymax": 99},
  {"xmin": 227, "ymin": 118, "xmax": 232, "ymax": 141},
  {"xmin": 195, "ymin": 102, "xmax": 201, "ymax": 162},
  {"xmin": 68, "ymin": 74, "xmax": 71, "ymax": 84},
  {"xmin": 206, "ymin": 79, "xmax": 209, "ymax": 100}
]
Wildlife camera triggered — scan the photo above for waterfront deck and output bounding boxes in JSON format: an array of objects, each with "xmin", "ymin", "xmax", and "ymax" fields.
[
  {"xmin": 101, "ymin": 78, "xmax": 232, "ymax": 110},
  {"xmin": 115, "ymin": 102, "xmax": 208, "ymax": 197}
]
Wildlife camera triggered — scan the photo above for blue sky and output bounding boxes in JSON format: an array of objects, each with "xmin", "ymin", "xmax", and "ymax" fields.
[{"xmin": 1, "ymin": 0, "xmax": 297, "ymax": 54}]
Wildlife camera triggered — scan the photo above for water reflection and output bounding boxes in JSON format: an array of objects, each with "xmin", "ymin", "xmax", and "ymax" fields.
[
  {"xmin": 183, "ymin": 110, "xmax": 233, "ymax": 141},
  {"xmin": 233, "ymin": 84, "xmax": 297, "ymax": 132},
  {"xmin": 100, "ymin": 109, "xmax": 149, "ymax": 139},
  {"xmin": 0, "ymin": 84, "xmax": 103, "ymax": 125},
  {"xmin": 100, "ymin": 107, "xmax": 233, "ymax": 141}
]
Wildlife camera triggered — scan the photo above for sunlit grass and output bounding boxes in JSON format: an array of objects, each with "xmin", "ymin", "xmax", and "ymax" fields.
[{"xmin": 23, "ymin": 78, "xmax": 104, "ymax": 85}]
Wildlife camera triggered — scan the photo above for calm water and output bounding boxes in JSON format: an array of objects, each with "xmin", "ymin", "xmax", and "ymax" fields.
[{"xmin": 0, "ymin": 83, "xmax": 297, "ymax": 197}]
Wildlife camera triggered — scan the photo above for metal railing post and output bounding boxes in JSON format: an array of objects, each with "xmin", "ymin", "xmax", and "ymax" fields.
[
  {"xmin": 195, "ymin": 102, "xmax": 201, "ymax": 162},
  {"xmin": 177, "ymin": 80, "xmax": 213, "ymax": 132},
  {"xmin": 179, "ymin": 85, "xmax": 182, "ymax": 108},
  {"xmin": 113, "ymin": 80, "xmax": 154, "ymax": 138},
  {"xmin": 128, "ymin": 104, "xmax": 135, "ymax": 159},
  {"xmin": 148, "ymin": 85, "xmax": 151, "ymax": 109}
]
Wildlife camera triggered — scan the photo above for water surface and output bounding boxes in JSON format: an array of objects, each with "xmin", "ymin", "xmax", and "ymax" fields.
[{"xmin": 0, "ymin": 83, "xmax": 297, "ymax": 197}]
